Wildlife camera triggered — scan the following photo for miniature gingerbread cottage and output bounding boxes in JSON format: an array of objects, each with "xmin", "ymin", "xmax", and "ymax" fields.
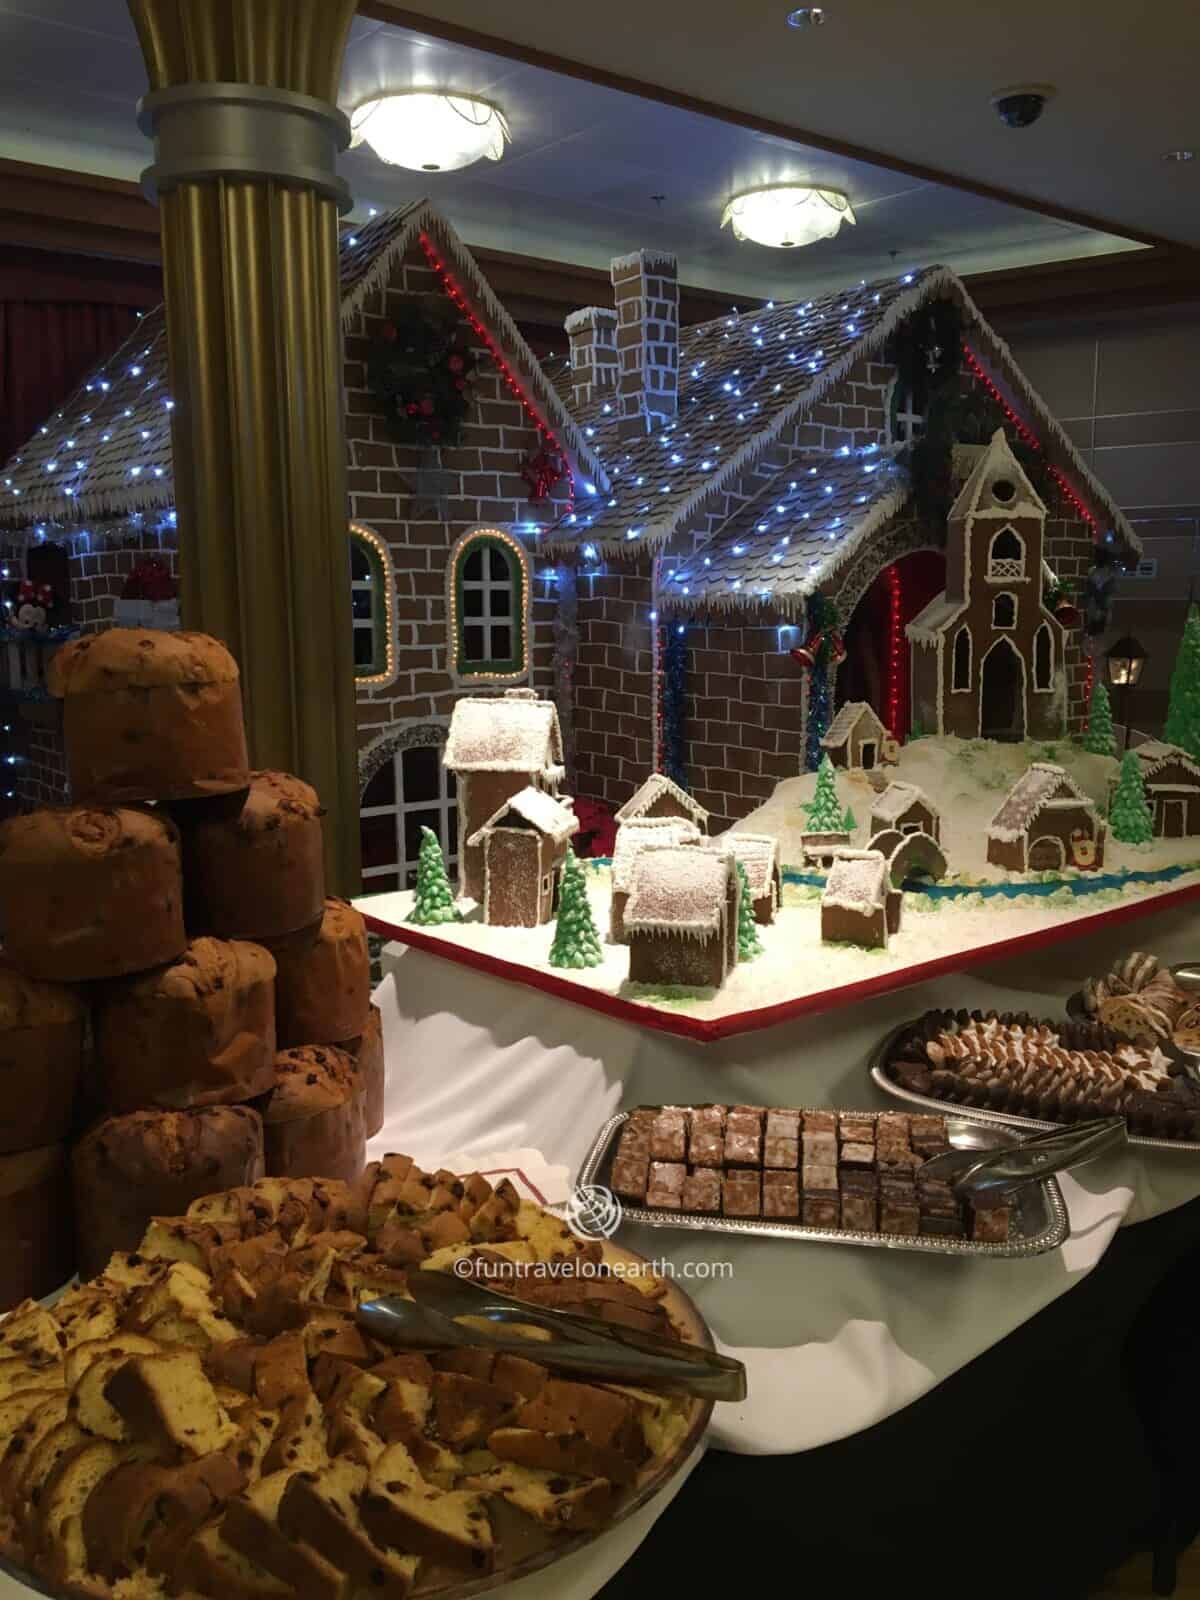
[
  {"xmin": 614, "ymin": 773, "xmax": 709, "ymax": 832},
  {"xmin": 609, "ymin": 815, "xmax": 701, "ymax": 943},
  {"xmin": 1116, "ymin": 742, "xmax": 1200, "ymax": 838},
  {"xmin": 710, "ymin": 833, "xmax": 782, "ymax": 924},
  {"xmin": 467, "ymin": 785, "xmax": 578, "ymax": 927},
  {"xmin": 820, "ymin": 849, "xmax": 901, "ymax": 949},
  {"xmin": 444, "ymin": 689, "xmax": 565, "ymax": 902},
  {"xmin": 820, "ymin": 702, "xmax": 891, "ymax": 772},
  {"xmin": 869, "ymin": 781, "xmax": 941, "ymax": 843},
  {"xmin": 987, "ymin": 762, "xmax": 1105, "ymax": 872},
  {"xmin": 624, "ymin": 846, "xmax": 739, "ymax": 988},
  {"xmin": 908, "ymin": 430, "xmax": 1067, "ymax": 743}
]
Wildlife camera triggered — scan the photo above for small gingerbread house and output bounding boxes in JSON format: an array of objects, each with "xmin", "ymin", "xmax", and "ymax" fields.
[
  {"xmin": 444, "ymin": 689, "xmax": 565, "ymax": 901},
  {"xmin": 609, "ymin": 815, "xmax": 701, "ymax": 943},
  {"xmin": 820, "ymin": 849, "xmax": 901, "ymax": 949},
  {"xmin": 625, "ymin": 846, "xmax": 739, "ymax": 989},
  {"xmin": 467, "ymin": 785, "xmax": 578, "ymax": 927},
  {"xmin": 710, "ymin": 833, "xmax": 782, "ymax": 925},
  {"xmin": 614, "ymin": 773, "xmax": 710, "ymax": 831},
  {"xmin": 1118, "ymin": 742, "xmax": 1200, "ymax": 838},
  {"xmin": 820, "ymin": 702, "xmax": 889, "ymax": 772},
  {"xmin": 987, "ymin": 762, "xmax": 1105, "ymax": 873},
  {"xmin": 869, "ymin": 782, "xmax": 941, "ymax": 844}
]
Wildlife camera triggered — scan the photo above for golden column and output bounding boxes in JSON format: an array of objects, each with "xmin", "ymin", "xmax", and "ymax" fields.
[{"xmin": 128, "ymin": 0, "xmax": 361, "ymax": 892}]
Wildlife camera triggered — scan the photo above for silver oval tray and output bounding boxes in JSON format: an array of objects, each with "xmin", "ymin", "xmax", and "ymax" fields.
[
  {"xmin": 870, "ymin": 1021, "xmax": 1200, "ymax": 1155},
  {"xmin": 578, "ymin": 1108, "xmax": 1069, "ymax": 1259}
]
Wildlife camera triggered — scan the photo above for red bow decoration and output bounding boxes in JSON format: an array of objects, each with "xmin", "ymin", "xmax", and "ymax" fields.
[
  {"xmin": 520, "ymin": 444, "xmax": 567, "ymax": 503},
  {"xmin": 790, "ymin": 626, "xmax": 847, "ymax": 671},
  {"xmin": 16, "ymin": 580, "xmax": 53, "ymax": 609},
  {"xmin": 1053, "ymin": 599, "xmax": 1081, "ymax": 629}
]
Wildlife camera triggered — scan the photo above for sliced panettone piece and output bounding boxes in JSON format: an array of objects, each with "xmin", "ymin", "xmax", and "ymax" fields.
[
  {"xmin": 329, "ymin": 1258, "xmax": 409, "ymax": 1307},
  {"xmin": 278, "ymin": 1458, "xmax": 419, "ymax": 1600},
  {"xmin": 326, "ymin": 1403, "xmax": 386, "ymax": 1467},
  {"xmin": 250, "ymin": 1331, "xmax": 309, "ymax": 1408},
  {"xmin": 462, "ymin": 1462, "xmax": 616, "ymax": 1532},
  {"xmin": 222, "ymin": 1403, "xmax": 279, "ymax": 1480},
  {"xmin": 260, "ymin": 1391, "xmax": 328, "ymax": 1474},
  {"xmin": 0, "ymin": 1355, "xmax": 63, "ymax": 1402},
  {"xmin": 601, "ymin": 1383, "xmax": 691, "ymax": 1459},
  {"xmin": 360, "ymin": 1440, "xmax": 494, "ymax": 1575},
  {"xmin": 139, "ymin": 1450, "xmax": 250, "ymax": 1575},
  {"xmin": 514, "ymin": 1378, "xmax": 641, "ymax": 1455},
  {"xmin": 94, "ymin": 1253, "xmax": 172, "ymax": 1297},
  {"xmin": 220, "ymin": 1471, "xmax": 346, "ymax": 1600},
  {"xmin": 322, "ymin": 1363, "xmax": 387, "ymax": 1419},
  {"xmin": 70, "ymin": 1339, "xmax": 163, "ymax": 1442},
  {"xmin": 103, "ymin": 1350, "xmax": 238, "ymax": 1457},
  {"xmin": 371, "ymin": 1355, "xmax": 434, "ymax": 1439},
  {"xmin": 0, "ymin": 1387, "xmax": 64, "ymax": 1446},
  {"xmin": 203, "ymin": 1338, "xmax": 259, "ymax": 1398},
  {"xmin": 302, "ymin": 1308, "xmax": 374, "ymax": 1364},
  {"xmin": 373, "ymin": 1217, "xmax": 427, "ymax": 1269},
  {"xmin": 0, "ymin": 1394, "xmax": 70, "ymax": 1504},
  {"xmin": 123, "ymin": 1260, "xmax": 240, "ymax": 1349},
  {"xmin": 174, "ymin": 1518, "xmax": 292, "ymax": 1600},
  {"xmin": 490, "ymin": 1354, "xmax": 548, "ymax": 1405},
  {"xmin": 62, "ymin": 1332, "xmax": 162, "ymax": 1393},
  {"xmin": 50, "ymin": 1286, "xmax": 121, "ymax": 1349},
  {"xmin": 486, "ymin": 1427, "xmax": 640, "ymax": 1487},
  {"xmin": 139, "ymin": 1216, "xmax": 240, "ymax": 1270},
  {"xmin": 32, "ymin": 1436, "xmax": 126, "ymax": 1582},
  {"xmin": 13, "ymin": 1419, "xmax": 88, "ymax": 1530},
  {"xmin": 430, "ymin": 1371, "xmax": 516, "ymax": 1450},
  {"xmin": 0, "ymin": 1302, "xmax": 65, "ymax": 1366},
  {"xmin": 81, "ymin": 1458, "xmax": 174, "ymax": 1580}
]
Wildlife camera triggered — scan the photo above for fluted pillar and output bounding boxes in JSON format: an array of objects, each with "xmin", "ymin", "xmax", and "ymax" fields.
[{"xmin": 128, "ymin": 0, "xmax": 360, "ymax": 892}]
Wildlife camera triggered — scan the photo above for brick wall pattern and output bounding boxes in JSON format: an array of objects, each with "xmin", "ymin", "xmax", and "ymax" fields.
[{"xmin": 612, "ymin": 250, "xmax": 679, "ymax": 439}]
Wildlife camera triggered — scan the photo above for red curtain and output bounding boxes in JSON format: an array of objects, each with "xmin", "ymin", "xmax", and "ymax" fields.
[{"xmin": 0, "ymin": 300, "xmax": 144, "ymax": 466}]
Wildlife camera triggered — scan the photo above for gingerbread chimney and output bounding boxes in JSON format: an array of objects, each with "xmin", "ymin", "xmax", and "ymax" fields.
[
  {"xmin": 564, "ymin": 306, "xmax": 618, "ymax": 409},
  {"xmin": 610, "ymin": 249, "xmax": 678, "ymax": 439}
]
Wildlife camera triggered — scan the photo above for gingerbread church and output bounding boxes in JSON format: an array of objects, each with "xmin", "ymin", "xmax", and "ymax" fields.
[{"xmin": 0, "ymin": 199, "xmax": 1140, "ymax": 870}]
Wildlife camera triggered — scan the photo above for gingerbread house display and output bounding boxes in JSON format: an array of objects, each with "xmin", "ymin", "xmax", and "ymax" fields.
[
  {"xmin": 609, "ymin": 815, "xmax": 701, "ymax": 942},
  {"xmin": 467, "ymin": 785, "xmax": 578, "ymax": 927},
  {"xmin": 908, "ymin": 430, "xmax": 1068, "ymax": 743},
  {"xmin": 1116, "ymin": 742, "xmax": 1200, "ymax": 838},
  {"xmin": 869, "ymin": 781, "xmax": 941, "ymax": 843},
  {"xmin": 820, "ymin": 849, "xmax": 902, "ymax": 949},
  {"xmin": 987, "ymin": 762, "xmax": 1106, "ymax": 873},
  {"xmin": 710, "ymin": 833, "xmax": 782, "ymax": 925},
  {"xmin": 820, "ymin": 702, "xmax": 891, "ymax": 772},
  {"xmin": 443, "ymin": 689, "xmax": 565, "ymax": 902},
  {"xmin": 800, "ymin": 831, "xmax": 852, "ymax": 868},
  {"xmin": 614, "ymin": 773, "xmax": 710, "ymax": 831},
  {"xmin": 624, "ymin": 846, "xmax": 739, "ymax": 989}
]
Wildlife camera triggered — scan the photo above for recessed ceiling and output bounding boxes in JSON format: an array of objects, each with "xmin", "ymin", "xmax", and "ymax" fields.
[{"xmin": 0, "ymin": 0, "xmax": 1169, "ymax": 303}]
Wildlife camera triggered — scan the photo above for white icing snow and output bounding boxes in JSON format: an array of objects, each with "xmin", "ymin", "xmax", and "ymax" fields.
[
  {"xmin": 468, "ymin": 785, "xmax": 578, "ymax": 847},
  {"xmin": 821, "ymin": 850, "xmax": 889, "ymax": 914},
  {"xmin": 624, "ymin": 846, "xmax": 732, "ymax": 939},
  {"xmin": 444, "ymin": 695, "xmax": 564, "ymax": 774},
  {"xmin": 708, "ymin": 832, "xmax": 780, "ymax": 899},
  {"xmin": 988, "ymin": 762, "xmax": 1092, "ymax": 838},
  {"xmin": 870, "ymin": 781, "xmax": 936, "ymax": 826},
  {"xmin": 611, "ymin": 817, "xmax": 701, "ymax": 891},
  {"xmin": 614, "ymin": 773, "xmax": 708, "ymax": 826},
  {"xmin": 821, "ymin": 701, "xmax": 884, "ymax": 751}
]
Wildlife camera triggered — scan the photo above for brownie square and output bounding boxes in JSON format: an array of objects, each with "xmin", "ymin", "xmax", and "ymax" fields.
[
  {"xmin": 650, "ymin": 1111, "xmax": 687, "ymax": 1163},
  {"xmin": 765, "ymin": 1110, "xmax": 801, "ymax": 1141},
  {"xmin": 878, "ymin": 1149, "xmax": 923, "ymax": 1175},
  {"xmin": 724, "ymin": 1114, "xmax": 762, "ymax": 1166},
  {"xmin": 970, "ymin": 1206, "xmax": 1011, "ymax": 1243},
  {"xmin": 763, "ymin": 1135, "xmax": 799, "ymax": 1170},
  {"xmin": 731, "ymin": 1105, "xmax": 767, "ymax": 1120},
  {"xmin": 838, "ymin": 1142, "xmax": 875, "ymax": 1170},
  {"xmin": 840, "ymin": 1191, "xmax": 877, "ymax": 1232},
  {"xmin": 802, "ymin": 1195, "xmax": 839, "ymax": 1228},
  {"xmin": 802, "ymin": 1162, "xmax": 839, "ymax": 1195},
  {"xmin": 646, "ymin": 1161, "xmax": 686, "ymax": 1209},
  {"xmin": 838, "ymin": 1114, "xmax": 875, "ymax": 1144},
  {"xmin": 917, "ymin": 1177, "xmax": 957, "ymax": 1213},
  {"xmin": 681, "ymin": 1169, "xmax": 722, "ymax": 1214},
  {"xmin": 840, "ymin": 1169, "xmax": 879, "ymax": 1197},
  {"xmin": 689, "ymin": 1109, "xmax": 725, "ymax": 1168},
  {"xmin": 610, "ymin": 1153, "xmax": 649, "ymax": 1201},
  {"xmin": 616, "ymin": 1122, "xmax": 651, "ymax": 1162},
  {"xmin": 910, "ymin": 1114, "xmax": 949, "ymax": 1154},
  {"xmin": 723, "ymin": 1171, "xmax": 761, "ymax": 1218},
  {"xmin": 876, "ymin": 1112, "xmax": 911, "ymax": 1140},
  {"xmin": 879, "ymin": 1199, "xmax": 920, "ymax": 1236},
  {"xmin": 880, "ymin": 1176, "xmax": 916, "ymax": 1205},
  {"xmin": 920, "ymin": 1213, "xmax": 966, "ymax": 1239},
  {"xmin": 762, "ymin": 1171, "xmax": 800, "ymax": 1218},
  {"xmin": 801, "ymin": 1132, "xmax": 837, "ymax": 1166},
  {"xmin": 802, "ymin": 1110, "xmax": 838, "ymax": 1136}
]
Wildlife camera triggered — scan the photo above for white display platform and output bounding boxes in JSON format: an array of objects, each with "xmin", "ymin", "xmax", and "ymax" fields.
[{"xmin": 367, "ymin": 890, "xmax": 1200, "ymax": 1462}]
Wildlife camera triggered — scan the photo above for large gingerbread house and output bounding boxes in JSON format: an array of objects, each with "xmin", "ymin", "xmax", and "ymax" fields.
[{"xmin": 0, "ymin": 200, "xmax": 1139, "ymax": 869}]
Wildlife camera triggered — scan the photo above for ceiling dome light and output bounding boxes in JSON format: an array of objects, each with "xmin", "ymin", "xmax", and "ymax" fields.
[
  {"xmin": 721, "ymin": 185, "xmax": 855, "ymax": 249},
  {"xmin": 349, "ymin": 91, "xmax": 509, "ymax": 173}
]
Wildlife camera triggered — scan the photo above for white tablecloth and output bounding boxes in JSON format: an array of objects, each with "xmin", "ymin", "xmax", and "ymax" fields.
[{"xmin": 367, "ymin": 888, "xmax": 1200, "ymax": 1459}]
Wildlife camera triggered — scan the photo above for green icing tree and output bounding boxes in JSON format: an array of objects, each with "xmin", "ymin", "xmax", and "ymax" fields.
[
  {"xmin": 1081, "ymin": 678, "xmax": 1116, "ymax": 757},
  {"xmin": 1109, "ymin": 751, "xmax": 1154, "ymax": 845},
  {"xmin": 548, "ymin": 850, "xmax": 602, "ymax": 969},
  {"xmin": 734, "ymin": 858, "xmax": 763, "ymax": 961},
  {"xmin": 1164, "ymin": 605, "xmax": 1200, "ymax": 760},
  {"xmin": 841, "ymin": 805, "xmax": 858, "ymax": 833},
  {"xmin": 406, "ymin": 826, "xmax": 461, "ymax": 925},
  {"xmin": 802, "ymin": 754, "xmax": 845, "ymax": 832}
]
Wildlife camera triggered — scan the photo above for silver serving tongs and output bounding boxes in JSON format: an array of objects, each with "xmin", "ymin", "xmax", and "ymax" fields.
[
  {"xmin": 358, "ymin": 1272, "xmax": 747, "ymax": 1402},
  {"xmin": 918, "ymin": 1116, "xmax": 1125, "ymax": 1202}
]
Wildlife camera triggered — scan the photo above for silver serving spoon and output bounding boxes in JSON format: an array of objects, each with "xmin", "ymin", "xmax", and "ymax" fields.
[{"xmin": 918, "ymin": 1116, "xmax": 1125, "ymax": 1202}]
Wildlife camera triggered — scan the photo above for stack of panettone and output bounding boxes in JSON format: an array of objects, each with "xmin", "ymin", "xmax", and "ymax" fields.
[{"xmin": 0, "ymin": 627, "xmax": 382, "ymax": 1304}]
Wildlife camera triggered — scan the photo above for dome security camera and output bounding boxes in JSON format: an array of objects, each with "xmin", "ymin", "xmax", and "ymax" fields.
[{"xmin": 991, "ymin": 85, "xmax": 1055, "ymax": 129}]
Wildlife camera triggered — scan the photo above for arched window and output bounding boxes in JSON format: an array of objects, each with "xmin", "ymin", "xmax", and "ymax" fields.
[
  {"xmin": 349, "ymin": 523, "xmax": 396, "ymax": 687},
  {"xmin": 360, "ymin": 728, "xmax": 458, "ymax": 893},
  {"xmin": 987, "ymin": 526, "xmax": 1025, "ymax": 580},
  {"xmin": 447, "ymin": 528, "xmax": 530, "ymax": 682},
  {"xmin": 1033, "ymin": 623, "xmax": 1053, "ymax": 691},
  {"xmin": 952, "ymin": 626, "xmax": 971, "ymax": 692},
  {"xmin": 992, "ymin": 592, "xmax": 1017, "ymax": 630}
]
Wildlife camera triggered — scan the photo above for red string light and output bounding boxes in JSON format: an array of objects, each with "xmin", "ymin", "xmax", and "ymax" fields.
[
  {"xmin": 1083, "ymin": 649, "xmax": 1095, "ymax": 730},
  {"xmin": 885, "ymin": 561, "xmax": 904, "ymax": 740},
  {"xmin": 419, "ymin": 232, "xmax": 576, "ymax": 517},
  {"xmin": 655, "ymin": 621, "xmax": 665, "ymax": 774}
]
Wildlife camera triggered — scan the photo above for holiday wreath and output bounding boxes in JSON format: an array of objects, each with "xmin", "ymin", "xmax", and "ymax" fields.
[{"xmin": 367, "ymin": 295, "xmax": 480, "ymax": 447}]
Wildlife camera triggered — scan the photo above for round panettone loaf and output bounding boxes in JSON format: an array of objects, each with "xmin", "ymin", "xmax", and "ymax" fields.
[
  {"xmin": 0, "ymin": 1142, "xmax": 75, "ymax": 1309},
  {"xmin": 347, "ymin": 1002, "xmax": 385, "ymax": 1139},
  {"xmin": 0, "ymin": 960, "xmax": 87, "ymax": 1154},
  {"xmin": 0, "ymin": 806, "xmax": 186, "ymax": 982},
  {"xmin": 261, "ymin": 1045, "xmax": 365, "ymax": 1185},
  {"xmin": 274, "ymin": 896, "xmax": 370, "ymax": 1048},
  {"xmin": 182, "ymin": 770, "xmax": 325, "ymax": 941},
  {"xmin": 95, "ymin": 937, "xmax": 277, "ymax": 1112},
  {"xmin": 48, "ymin": 627, "xmax": 250, "ymax": 804},
  {"xmin": 71, "ymin": 1105, "xmax": 264, "ymax": 1277}
]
